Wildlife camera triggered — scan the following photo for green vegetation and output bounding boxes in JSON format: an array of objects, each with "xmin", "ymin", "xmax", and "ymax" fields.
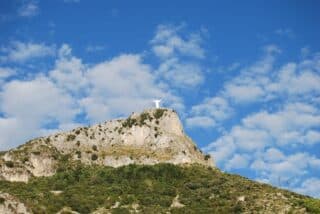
[
  {"xmin": 204, "ymin": 154, "xmax": 211, "ymax": 160},
  {"xmin": 0, "ymin": 163, "xmax": 318, "ymax": 213},
  {"xmin": 301, "ymin": 198, "xmax": 320, "ymax": 213},
  {"xmin": 31, "ymin": 151, "xmax": 41, "ymax": 155},
  {"xmin": 140, "ymin": 112, "xmax": 152, "ymax": 125},
  {"xmin": 91, "ymin": 153, "xmax": 98, "ymax": 161},
  {"xmin": 66, "ymin": 134, "xmax": 76, "ymax": 141},
  {"xmin": 4, "ymin": 161, "xmax": 14, "ymax": 168},
  {"xmin": 122, "ymin": 117, "xmax": 138, "ymax": 128},
  {"xmin": 154, "ymin": 109, "xmax": 167, "ymax": 119}
]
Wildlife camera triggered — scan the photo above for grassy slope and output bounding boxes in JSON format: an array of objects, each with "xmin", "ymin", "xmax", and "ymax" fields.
[{"xmin": 0, "ymin": 161, "xmax": 319, "ymax": 214}]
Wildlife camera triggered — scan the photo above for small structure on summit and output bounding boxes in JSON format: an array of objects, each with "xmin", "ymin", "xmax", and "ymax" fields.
[{"xmin": 153, "ymin": 99, "xmax": 161, "ymax": 108}]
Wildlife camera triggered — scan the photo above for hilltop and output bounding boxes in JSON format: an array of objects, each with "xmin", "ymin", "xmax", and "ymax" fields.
[
  {"xmin": 0, "ymin": 108, "xmax": 319, "ymax": 213},
  {"xmin": 0, "ymin": 108, "xmax": 213, "ymax": 183}
]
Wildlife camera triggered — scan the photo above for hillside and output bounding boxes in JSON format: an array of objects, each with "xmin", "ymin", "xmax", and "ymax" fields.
[
  {"xmin": 0, "ymin": 108, "xmax": 212, "ymax": 183},
  {"xmin": 0, "ymin": 108, "xmax": 319, "ymax": 213},
  {"xmin": 1, "ymin": 163, "xmax": 320, "ymax": 213}
]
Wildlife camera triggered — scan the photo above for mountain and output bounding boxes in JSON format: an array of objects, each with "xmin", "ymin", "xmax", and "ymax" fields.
[
  {"xmin": 0, "ymin": 108, "xmax": 319, "ymax": 213},
  {"xmin": 0, "ymin": 108, "xmax": 213, "ymax": 183}
]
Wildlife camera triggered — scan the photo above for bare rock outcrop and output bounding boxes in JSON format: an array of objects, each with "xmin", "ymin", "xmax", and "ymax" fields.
[
  {"xmin": 0, "ymin": 192, "xmax": 30, "ymax": 214},
  {"xmin": 0, "ymin": 108, "xmax": 214, "ymax": 182}
]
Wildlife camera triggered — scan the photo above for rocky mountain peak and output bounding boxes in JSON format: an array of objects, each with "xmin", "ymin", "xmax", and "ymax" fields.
[{"xmin": 0, "ymin": 108, "xmax": 214, "ymax": 182}]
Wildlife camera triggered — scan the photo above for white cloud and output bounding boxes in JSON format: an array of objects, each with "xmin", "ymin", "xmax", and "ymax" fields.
[
  {"xmin": 264, "ymin": 148, "xmax": 285, "ymax": 162},
  {"xmin": 49, "ymin": 44, "xmax": 87, "ymax": 94},
  {"xmin": 204, "ymin": 135, "xmax": 236, "ymax": 165},
  {"xmin": 0, "ymin": 40, "xmax": 187, "ymax": 150},
  {"xmin": 187, "ymin": 96, "xmax": 232, "ymax": 128},
  {"xmin": 18, "ymin": 1, "xmax": 39, "ymax": 17},
  {"xmin": 191, "ymin": 97, "xmax": 232, "ymax": 120},
  {"xmin": 151, "ymin": 24, "xmax": 206, "ymax": 89},
  {"xmin": 204, "ymin": 100, "xmax": 320, "ymax": 195},
  {"xmin": 230, "ymin": 126, "xmax": 270, "ymax": 152},
  {"xmin": 1, "ymin": 41, "xmax": 55, "ymax": 62},
  {"xmin": 0, "ymin": 76, "xmax": 78, "ymax": 149},
  {"xmin": 222, "ymin": 48, "xmax": 320, "ymax": 104},
  {"xmin": 0, "ymin": 67, "xmax": 16, "ymax": 85},
  {"xmin": 276, "ymin": 63, "xmax": 320, "ymax": 95},
  {"xmin": 83, "ymin": 54, "xmax": 182, "ymax": 122},
  {"xmin": 225, "ymin": 154, "xmax": 249, "ymax": 170},
  {"xmin": 157, "ymin": 58, "xmax": 204, "ymax": 88},
  {"xmin": 224, "ymin": 84, "xmax": 264, "ymax": 103},
  {"xmin": 0, "ymin": 67, "xmax": 15, "ymax": 78},
  {"xmin": 243, "ymin": 103, "xmax": 320, "ymax": 146},
  {"xmin": 304, "ymin": 130, "xmax": 320, "ymax": 145},
  {"xmin": 151, "ymin": 24, "xmax": 204, "ymax": 59},
  {"xmin": 0, "ymin": 77, "xmax": 77, "ymax": 123},
  {"xmin": 295, "ymin": 178, "xmax": 320, "ymax": 198},
  {"xmin": 186, "ymin": 116, "xmax": 216, "ymax": 128},
  {"xmin": 222, "ymin": 46, "xmax": 279, "ymax": 103}
]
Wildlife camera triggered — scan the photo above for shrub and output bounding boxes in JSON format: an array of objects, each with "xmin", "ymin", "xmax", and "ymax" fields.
[
  {"xmin": 92, "ymin": 145, "xmax": 98, "ymax": 151},
  {"xmin": 76, "ymin": 141, "xmax": 80, "ymax": 146},
  {"xmin": 91, "ymin": 154, "xmax": 98, "ymax": 161},
  {"xmin": 204, "ymin": 154, "xmax": 211, "ymax": 160},
  {"xmin": 75, "ymin": 130, "xmax": 81, "ymax": 135},
  {"xmin": 140, "ymin": 112, "xmax": 152, "ymax": 125},
  {"xmin": 66, "ymin": 134, "xmax": 76, "ymax": 141},
  {"xmin": 76, "ymin": 151, "xmax": 81, "ymax": 159},
  {"xmin": 0, "ymin": 197, "xmax": 5, "ymax": 204},
  {"xmin": 5, "ymin": 161, "xmax": 14, "ymax": 168},
  {"xmin": 122, "ymin": 117, "xmax": 137, "ymax": 128},
  {"xmin": 193, "ymin": 145, "xmax": 197, "ymax": 151},
  {"xmin": 154, "ymin": 109, "xmax": 166, "ymax": 119},
  {"xmin": 22, "ymin": 157, "xmax": 29, "ymax": 163},
  {"xmin": 32, "ymin": 151, "xmax": 41, "ymax": 155}
]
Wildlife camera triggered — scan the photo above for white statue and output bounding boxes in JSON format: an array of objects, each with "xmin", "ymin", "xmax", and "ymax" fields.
[{"xmin": 153, "ymin": 99, "xmax": 161, "ymax": 108}]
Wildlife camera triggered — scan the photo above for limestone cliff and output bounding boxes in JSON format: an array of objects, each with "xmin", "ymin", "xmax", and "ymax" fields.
[{"xmin": 0, "ymin": 108, "xmax": 213, "ymax": 182}]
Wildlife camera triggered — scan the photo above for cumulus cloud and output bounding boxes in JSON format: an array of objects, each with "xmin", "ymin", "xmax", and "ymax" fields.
[
  {"xmin": 295, "ymin": 178, "xmax": 320, "ymax": 198},
  {"xmin": 222, "ymin": 46, "xmax": 320, "ymax": 104},
  {"xmin": 151, "ymin": 24, "xmax": 205, "ymax": 59},
  {"xmin": 186, "ymin": 116, "xmax": 216, "ymax": 128},
  {"xmin": 18, "ymin": 1, "xmax": 39, "ymax": 17},
  {"xmin": 200, "ymin": 48, "xmax": 320, "ymax": 197},
  {"xmin": 49, "ymin": 44, "xmax": 87, "ymax": 94},
  {"xmin": 186, "ymin": 96, "xmax": 232, "ymax": 128},
  {"xmin": 225, "ymin": 154, "xmax": 250, "ymax": 170},
  {"xmin": 151, "ymin": 24, "xmax": 206, "ymax": 89},
  {"xmin": 0, "ymin": 76, "xmax": 79, "ymax": 149},
  {"xmin": 156, "ymin": 58, "xmax": 204, "ymax": 88},
  {"xmin": 0, "ymin": 43, "xmax": 184, "ymax": 150},
  {"xmin": 243, "ymin": 103, "xmax": 320, "ymax": 146},
  {"xmin": 204, "ymin": 100, "xmax": 320, "ymax": 197},
  {"xmin": 1, "ymin": 41, "xmax": 55, "ymax": 63},
  {"xmin": 0, "ymin": 67, "xmax": 16, "ymax": 85},
  {"xmin": 82, "ymin": 54, "xmax": 181, "ymax": 122}
]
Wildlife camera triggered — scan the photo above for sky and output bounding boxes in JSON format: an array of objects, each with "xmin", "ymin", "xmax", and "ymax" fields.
[{"xmin": 0, "ymin": 0, "xmax": 320, "ymax": 198}]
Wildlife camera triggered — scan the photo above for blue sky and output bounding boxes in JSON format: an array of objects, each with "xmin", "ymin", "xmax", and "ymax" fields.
[{"xmin": 1, "ymin": 0, "xmax": 320, "ymax": 198}]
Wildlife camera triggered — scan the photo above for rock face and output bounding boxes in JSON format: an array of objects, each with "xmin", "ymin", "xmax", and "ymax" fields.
[
  {"xmin": 0, "ymin": 108, "xmax": 214, "ymax": 182},
  {"xmin": 0, "ymin": 192, "xmax": 30, "ymax": 214}
]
